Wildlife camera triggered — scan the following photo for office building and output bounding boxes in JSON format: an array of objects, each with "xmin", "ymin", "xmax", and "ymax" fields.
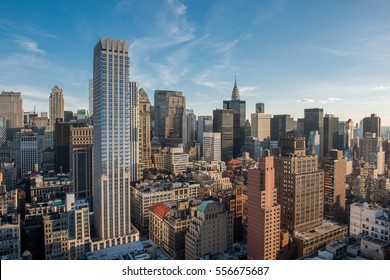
[
  {"xmin": 359, "ymin": 132, "xmax": 385, "ymax": 175},
  {"xmin": 70, "ymin": 126, "xmax": 93, "ymax": 209},
  {"xmin": 49, "ymin": 85, "xmax": 64, "ymax": 130},
  {"xmin": 271, "ymin": 114, "xmax": 294, "ymax": 142},
  {"xmin": 363, "ymin": 114, "xmax": 381, "ymax": 138},
  {"xmin": 0, "ymin": 222, "xmax": 20, "ymax": 260},
  {"xmin": 308, "ymin": 131, "xmax": 320, "ymax": 156},
  {"xmin": 93, "ymin": 37, "xmax": 139, "ymax": 245},
  {"xmin": 154, "ymin": 90, "xmax": 185, "ymax": 145},
  {"xmin": 223, "ymin": 79, "xmax": 246, "ymax": 158},
  {"xmin": 138, "ymin": 88, "xmax": 152, "ymax": 170},
  {"xmin": 182, "ymin": 109, "xmax": 196, "ymax": 148},
  {"xmin": 247, "ymin": 155, "xmax": 281, "ymax": 260},
  {"xmin": 15, "ymin": 130, "xmax": 38, "ymax": 177},
  {"xmin": 0, "ymin": 91, "xmax": 23, "ymax": 141},
  {"xmin": 55, "ymin": 122, "xmax": 84, "ymax": 174},
  {"xmin": 203, "ymin": 132, "xmax": 221, "ymax": 162},
  {"xmin": 213, "ymin": 109, "xmax": 234, "ymax": 162},
  {"xmin": 76, "ymin": 109, "xmax": 87, "ymax": 122},
  {"xmin": 323, "ymin": 114, "xmax": 339, "ymax": 156},
  {"xmin": 251, "ymin": 113, "xmax": 271, "ymax": 140},
  {"xmin": 322, "ymin": 150, "xmax": 346, "ymax": 223},
  {"xmin": 304, "ymin": 108, "xmax": 324, "ymax": 156},
  {"xmin": 255, "ymin": 103, "xmax": 265, "ymax": 113},
  {"xmin": 64, "ymin": 111, "xmax": 74, "ymax": 122},
  {"xmin": 197, "ymin": 116, "xmax": 213, "ymax": 156},
  {"xmin": 350, "ymin": 202, "xmax": 390, "ymax": 241},
  {"xmin": 168, "ymin": 147, "xmax": 192, "ymax": 174},
  {"xmin": 185, "ymin": 200, "xmax": 233, "ymax": 260},
  {"xmin": 274, "ymin": 137, "xmax": 324, "ymax": 233}
]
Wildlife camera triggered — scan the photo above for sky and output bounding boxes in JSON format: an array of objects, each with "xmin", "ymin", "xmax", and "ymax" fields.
[{"xmin": 1, "ymin": 0, "xmax": 390, "ymax": 126}]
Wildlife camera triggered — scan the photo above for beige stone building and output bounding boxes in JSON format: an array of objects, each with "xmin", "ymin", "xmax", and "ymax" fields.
[
  {"xmin": 49, "ymin": 85, "xmax": 64, "ymax": 130},
  {"xmin": 0, "ymin": 91, "xmax": 23, "ymax": 140},
  {"xmin": 185, "ymin": 200, "xmax": 233, "ymax": 260}
]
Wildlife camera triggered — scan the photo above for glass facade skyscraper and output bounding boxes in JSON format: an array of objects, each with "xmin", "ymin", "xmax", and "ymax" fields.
[{"xmin": 93, "ymin": 37, "xmax": 139, "ymax": 245}]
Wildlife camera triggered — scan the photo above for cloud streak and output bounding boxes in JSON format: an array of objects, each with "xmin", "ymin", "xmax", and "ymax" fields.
[
  {"xmin": 14, "ymin": 36, "xmax": 45, "ymax": 54},
  {"xmin": 319, "ymin": 97, "xmax": 342, "ymax": 104},
  {"xmin": 296, "ymin": 98, "xmax": 314, "ymax": 103}
]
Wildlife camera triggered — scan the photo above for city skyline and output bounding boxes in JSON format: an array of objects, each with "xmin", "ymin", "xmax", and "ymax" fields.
[{"xmin": 1, "ymin": 0, "xmax": 390, "ymax": 125}]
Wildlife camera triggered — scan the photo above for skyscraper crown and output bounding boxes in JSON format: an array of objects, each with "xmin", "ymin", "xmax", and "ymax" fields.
[{"xmin": 231, "ymin": 77, "xmax": 240, "ymax": 100}]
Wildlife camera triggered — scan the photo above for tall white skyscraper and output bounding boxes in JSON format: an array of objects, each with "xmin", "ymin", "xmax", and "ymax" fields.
[{"xmin": 93, "ymin": 37, "xmax": 139, "ymax": 246}]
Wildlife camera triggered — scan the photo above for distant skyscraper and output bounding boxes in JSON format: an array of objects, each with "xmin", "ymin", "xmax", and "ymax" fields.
[
  {"xmin": 0, "ymin": 117, "xmax": 6, "ymax": 147},
  {"xmin": 345, "ymin": 119, "xmax": 354, "ymax": 150},
  {"xmin": 251, "ymin": 113, "xmax": 271, "ymax": 140},
  {"xmin": 138, "ymin": 88, "xmax": 152, "ymax": 170},
  {"xmin": 213, "ymin": 109, "xmax": 234, "ymax": 162},
  {"xmin": 359, "ymin": 132, "xmax": 385, "ymax": 175},
  {"xmin": 154, "ymin": 90, "xmax": 185, "ymax": 145},
  {"xmin": 76, "ymin": 109, "xmax": 87, "ymax": 122},
  {"xmin": 89, "ymin": 79, "xmax": 93, "ymax": 117},
  {"xmin": 255, "ymin": 103, "xmax": 265, "ymax": 113},
  {"xmin": 363, "ymin": 113, "xmax": 381, "ymax": 138},
  {"xmin": 323, "ymin": 114, "xmax": 339, "ymax": 156},
  {"xmin": 248, "ymin": 154, "xmax": 281, "ymax": 260},
  {"xmin": 322, "ymin": 150, "xmax": 346, "ymax": 223},
  {"xmin": 197, "ymin": 116, "xmax": 212, "ymax": 157},
  {"xmin": 271, "ymin": 114, "xmax": 294, "ymax": 141},
  {"xmin": 308, "ymin": 131, "xmax": 320, "ymax": 156},
  {"xmin": 223, "ymin": 79, "xmax": 246, "ymax": 158},
  {"xmin": 64, "ymin": 111, "xmax": 74, "ymax": 122},
  {"xmin": 182, "ymin": 109, "xmax": 196, "ymax": 148},
  {"xmin": 93, "ymin": 37, "xmax": 139, "ymax": 244},
  {"xmin": 49, "ymin": 85, "xmax": 64, "ymax": 130},
  {"xmin": 304, "ymin": 108, "xmax": 324, "ymax": 156},
  {"xmin": 15, "ymin": 130, "xmax": 38, "ymax": 177},
  {"xmin": 203, "ymin": 132, "xmax": 221, "ymax": 162},
  {"xmin": 0, "ymin": 91, "xmax": 23, "ymax": 141}
]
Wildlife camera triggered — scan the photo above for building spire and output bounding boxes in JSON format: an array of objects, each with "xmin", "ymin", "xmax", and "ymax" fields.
[{"xmin": 231, "ymin": 75, "xmax": 240, "ymax": 100}]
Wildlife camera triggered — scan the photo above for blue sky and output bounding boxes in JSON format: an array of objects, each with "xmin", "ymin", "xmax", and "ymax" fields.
[{"xmin": 1, "ymin": 0, "xmax": 390, "ymax": 125}]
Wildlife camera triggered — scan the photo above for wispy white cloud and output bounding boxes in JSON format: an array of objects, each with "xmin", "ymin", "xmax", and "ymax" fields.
[
  {"xmin": 319, "ymin": 97, "xmax": 342, "ymax": 104},
  {"xmin": 239, "ymin": 86, "xmax": 259, "ymax": 97},
  {"xmin": 167, "ymin": 0, "xmax": 187, "ymax": 15},
  {"xmin": 14, "ymin": 36, "xmax": 45, "ymax": 54},
  {"xmin": 369, "ymin": 86, "xmax": 390, "ymax": 91},
  {"xmin": 361, "ymin": 96, "xmax": 390, "ymax": 105},
  {"xmin": 296, "ymin": 98, "xmax": 314, "ymax": 103}
]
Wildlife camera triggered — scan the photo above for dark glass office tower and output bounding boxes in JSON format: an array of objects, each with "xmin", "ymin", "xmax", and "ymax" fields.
[
  {"xmin": 213, "ymin": 109, "xmax": 234, "ymax": 162},
  {"xmin": 223, "ymin": 79, "xmax": 246, "ymax": 158}
]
